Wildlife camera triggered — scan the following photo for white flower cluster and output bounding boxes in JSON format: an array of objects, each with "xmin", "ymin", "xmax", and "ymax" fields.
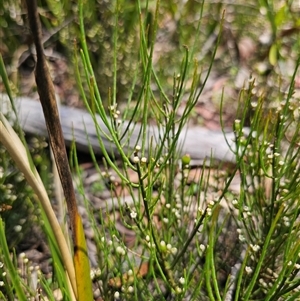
[
  {"xmin": 132, "ymin": 145, "xmax": 147, "ymax": 165},
  {"xmin": 90, "ymin": 268, "xmax": 101, "ymax": 280},
  {"xmin": 116, "ymin": 246, "xmax": 126, "ymax": 256},
  {"xmin": 250, "ymin": 244, "xmax": 260, "ymax": 252},
  {"xmin": 114, "ymin": 282, "xmax": 135, "ymax": 299},
  {"xmin": 0, "ymin": 183, "xmax": 17, "ymax": 203},
  {"xmin": 152, "ymin": 240, "xmax": 177, "ymax": 255},
  {"xmin": 101, "ymin": 235, "xmax": 129, "ymax": 258},
  {"xmin": 109, "ymin": 104, "xmax": 122, "ymax": 125},
  {"xmin": 0, "ymin": 261, "xmax": 4, "ymax": 287},
  {"xmin": 237, "ymin": 229, "xmax": 246, "ymax": 242}
]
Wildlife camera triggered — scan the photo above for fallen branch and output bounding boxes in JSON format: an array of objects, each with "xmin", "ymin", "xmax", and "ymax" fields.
[{"xmin": 1, "ymin": 94, "xmax": 237, "ymax": 165}]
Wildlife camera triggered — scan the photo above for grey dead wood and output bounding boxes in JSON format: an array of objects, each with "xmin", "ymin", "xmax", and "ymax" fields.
[{"xmin": 1, "ymin": 94, "xmax": 237, "ymax": 165}]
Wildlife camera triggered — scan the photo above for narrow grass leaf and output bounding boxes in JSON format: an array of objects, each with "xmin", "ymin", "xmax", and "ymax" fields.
[{"xmin": 0, "ymin": 218, "xmax": 27, "ymax": 301}]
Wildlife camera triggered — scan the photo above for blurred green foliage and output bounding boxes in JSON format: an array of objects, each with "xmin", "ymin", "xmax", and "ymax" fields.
[
  {"xmin": 0, "ymin": 136, "xmax": 50, "ymax": 249},
  {"xmin": 2, "ymin": 0, "xmax": 300, "ymax": 107}
]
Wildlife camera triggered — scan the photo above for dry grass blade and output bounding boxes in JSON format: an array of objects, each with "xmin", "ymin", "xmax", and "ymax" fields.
[{"xmin": 0, "ymin": 113, "xmax": 76, "ymax": 300}]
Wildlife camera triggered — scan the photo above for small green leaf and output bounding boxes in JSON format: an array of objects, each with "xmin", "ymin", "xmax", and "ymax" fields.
[
  {"xmin": 275, "ymin": 5, "xmax": 286, "ymax": 27},
  {"xmin": 269, "ymin": 43, "xmax": 278, "ymax": 66}
]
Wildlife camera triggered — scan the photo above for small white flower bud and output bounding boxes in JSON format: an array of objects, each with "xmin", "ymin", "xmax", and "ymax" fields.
[
  {"xmin": 171, "ymin": 247, "xmax": 177, "ymax": 255},
  {"xmin": 133, "ymin": 156, "xmax": 140, "ymax": 163},
  {"xmin": 128, "ymin": 286, "xmax": 134, "ymax": 293},
  {"xmin": 127, "ymin": 269, "xmax": 133, "ymax": 276},
  {"xmin": 130, "ymin": 211, "xmax": 137, "ymax": 219},
  {"xmin": 116, "ymin": 246, "xmax": 126, "ymax": 256},
  {"xmin": 114, "ymin": 291, "xmax": 120, "ymax": 298},
  {"xmin": 160, "ymin": 240, "xmax": 166, "ymax": 247},
  {"xmin": 245, "ymin": 266, "xmax": 253, "ymax": 274}
]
